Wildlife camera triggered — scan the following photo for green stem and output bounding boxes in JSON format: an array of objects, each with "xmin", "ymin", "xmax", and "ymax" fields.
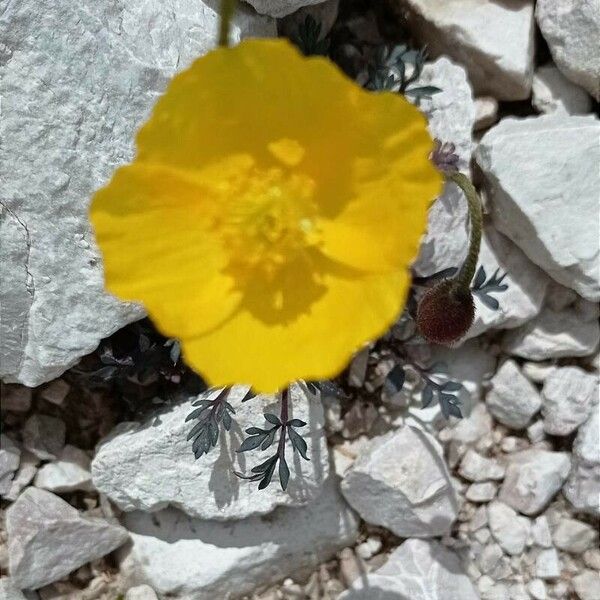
[
  {"xmin": 218, "ymin": 0, "xmax": 237, "ymax": 47},
  {"xmin": 447, "ymin": 171, "xmax": 483, "ymax": 291}
]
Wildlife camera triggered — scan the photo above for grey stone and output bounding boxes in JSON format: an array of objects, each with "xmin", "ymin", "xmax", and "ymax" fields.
[
  {"xmin": 278, "ymin": 0, "xmax": 339, "ymax": 39},
  {"xmin": 572, "ymin": 570, "xmax": 600, "ymax": 600},
  {"xmin": 536, "ymin": 0, "xmax": 600, "ymax": 99},
  {"xmin": 459, "ymin": 449, "xmax": 505, "ymax": 482},
  {"xmin": 340, "ymin": 539, "xmax": 479, "ymax": 600},
  {"xmin": 535, "ymin": 547, "xmax": 561, "ymax": 579},
  {"xmin": 563, "ymin": 407, "xmax": 600, "ymax": 516},
  {"xmin": 0, "ymin": 384, "xmax": 32, "ymax": 412},
  {"xmin": 0, "ymin": 579, "xmax": 34, "ymax": 600},
  {"xmin": 7, "ymin": 487, "xmax": 129, "ymax": 589},
  {"xmin": 532, "ymin": 64, "xmax": 593, "ymax": 115},
  {"xmin": 488, "ymin": 501, "xmax": 530, "ymax": 555},
  {"xmin": 502, "ymin": 304, "xmax": 600, "ymax": 360},
  {"xmin": 119, "ymin": 477, "xmax": 358, "ymax": 599},
  {"xmin": 552, "ymin": 518, "xmax": 598, "ymax": 554},
  {"xmin": 401, "ymin": 0, "xmax": 534, "ymax": 100},
  {"xmin": 413, "ymin": 57, "xmax": 475, "ymax": 277},
  {"xmin": 0, "ymin": 0, "xmax": 275, "ymax": 386},
  {"xmin": 499, "ymin": 449, "xmax": 571, "ymax": 515},
  {"xmin": 39, "ymin": 379, "xmax": 70, "ymax": 406},
  {"xmin": 341, "ymin": 426, "xmax": 458, "ymax": 538},
  {"xmin": 466, "ymin": 482, "xmax": 497, "ymax": 503},
  {"xmin": 527, "ymin": 579, "xmax": 547, "ymax": 600},
  {"xmin": 476, "ymin": 114, "xmax": 600, "ymax": 301},
  {"xmin": 4, "ymin": 450, "xmax": 39, "ymax": 501},
  {"xmin": 125, "ymin": 585, "xmax": 159, "ymax": 600},
  {"xmin": 474, "ymin": 97, "xmax": 499, "ymax": 132},
  {"xmin": 22, "ymin": 414, "xmax": 65, "ymax": 460},
  {"xmin": 0, "ymin": 434, "xmax": 21, "ymax": 496},
  {"xmin": 531, "ymin": 516, "xmax": 553, "ymax": 548},
  {"xmin": 486, "ymin": 359, "xmax": 542, "ymax": 430},
  {"xmin": 34, "ymin": 445, "xmax": 93, "ymax": 493},
  {"xmin": 541, "ymin": 366, "xmax": 597, "ymax": 436},
  {"xmin": 93, "ymin": 384, "xmax": 329, "ymax": 520}
]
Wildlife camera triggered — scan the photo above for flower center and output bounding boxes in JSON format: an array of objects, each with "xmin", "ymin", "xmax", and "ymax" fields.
[{"xmin": 218, "ymin": 165, "xmax": 319, "ymax": 280}]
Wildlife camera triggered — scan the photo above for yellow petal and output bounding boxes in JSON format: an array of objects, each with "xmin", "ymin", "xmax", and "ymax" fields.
[
  {"xmin": 183, "ymin": 260, "xmax": 409, "ymax": 393},
  {"xmin": 90, "ymin": 164, "xmax": 241, "ymax": 339}
]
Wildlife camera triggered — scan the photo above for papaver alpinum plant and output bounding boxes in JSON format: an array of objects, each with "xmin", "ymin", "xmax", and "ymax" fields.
[{"xmin": 90, "ymin": 39, "xmax": 444, "ymax": 393}]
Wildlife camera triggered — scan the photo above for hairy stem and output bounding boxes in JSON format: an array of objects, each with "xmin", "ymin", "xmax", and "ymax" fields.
[
  {"xmin": 218, "ymin": 0, "xmax": 237, "ymax": 47},
  {"xmin": 278, "ymin": 387, "xmax": 289, "ymax": 454},
  {"xmin": 447, "ymin": 171, "xmax": 483, "ymax": 291}
]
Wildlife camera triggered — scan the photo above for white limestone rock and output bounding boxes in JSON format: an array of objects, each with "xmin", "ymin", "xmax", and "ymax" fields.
[
  {"xmin": 340, "ymin": 426, "xmax": 458, "ymax": 538},
  {"xmin": 572, "ymin": 570, "xmax": 600, "ymax": 600},
  {"xmin": 476, "ymin": 114, "xmax": 600, "ymax": 301},
  {"xmin": 563, "ymin": 407, "xmax": 600, "ymax": 516},
  {"xmin": 245, "ymin": 0, "xmax": 326, "ymax": 18},
  {"xmin": 488, "ymin": 501, "xmax": 530, "ymax": 556},
  {"xmin": 502, "ymin": 304, "xmax": 600, "ymax": 360},
  {"xmin": 486, "ymin": 360, "xmax": 542, "ymax": 430},
  {"xmin": 22, "ymin": 414, "xmax": 66, "ymax": 460},
  {"xmin": 536, "ymin": 0, "xmax": 600, "ymax": 99},
  {"xmin": 499, "ymin": 449, "xmax": 571, "ymax": 515},
  {"xmin": 0, "ymin": 435, "xmax": 21, "ymax": 496},
  {"xmin": 119, "ymin": 476, "xmax": 358, "ymax": 599},
  {"xmin": 532, "ymin": 64, "xmax": 592, "ymax": 115},
  {"xmin": 541, "ymin": 366, "xmax": 597, "ymax": 436},
  {"xmin": 552, "ymin": 518, "xmax": 598, "ymax": 554},
  {"xmin": 340, "ymin": 539, "xmax": 479, "ymax": 600},
  {"xmin": 0, "ymin": 0, "xmax": 275, "ymax": 387},
  {"xmin": 531, "ymin": 516, "xmax": 553, "ymax": 548},
  {"xmin": 93, "ymin": 384, "xmax": 329, "ymax": 520},
  {"xmin": 466, "ymin": 482, "xmax": 497, "ymax": 503},
  {"xmin": 413, "ymin": 57, "xmax": 475, "ymax": 277},
  {"xmin": 401, "ymin": 0, "xmax": 534, "ymax": 100},
  {"xmin": 0, "ymin": 579, "xmax": 34, "ymax": 600},
  {"xmin": 3, "ymin": 450, "xmax": 39, "ymax": 502},
  {"xmin": 34, "ymin": 445, "xmax": 93, "ymax": 493},
  {"xmin": 125, "ymin": 585, "xmax": 159, "ymax": 600},
  {"xmin": 535, "ymin": 547, "xmax": 561, "ymax": 579},
  {"xmin": 465, "ymin": 227, "xmax": 549, "ymax": 340},
  {"xmin": 474, "ymin": 97, "xmax": 499, "ymax": 132},
  {"xmin": 459, "ymin": 449, "xmax": 505, "ymax": 483},
  {"xmin": 6, "ymin": 487, "xmax": 129, "ymax": 590}
]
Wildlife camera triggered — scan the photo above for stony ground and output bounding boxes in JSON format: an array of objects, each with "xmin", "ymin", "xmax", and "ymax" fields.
[{"xmin": 1, "ymin": 0, "xmax": 599, "ymax": 599}]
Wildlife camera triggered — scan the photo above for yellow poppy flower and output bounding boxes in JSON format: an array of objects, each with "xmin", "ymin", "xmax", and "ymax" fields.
[{"xmin": 90, "ymin": 39, "xmax": 442, "ymax": 393}]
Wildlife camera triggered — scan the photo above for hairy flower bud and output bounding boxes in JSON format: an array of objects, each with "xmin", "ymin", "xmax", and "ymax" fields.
[{"xmin": 416, "ymin": 280, "xmax": 475, "ymax": 345}]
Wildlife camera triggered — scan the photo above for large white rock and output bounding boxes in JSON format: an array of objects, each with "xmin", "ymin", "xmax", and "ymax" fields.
[
  {"xmin": 476, "ymin": 114, "xmax": 600, "ymax": 301},
  {"xmin": 563, "ymin": 406, "xmax": 600, "ymax": 516},
  {"xmin": 0, "ymin": 0, "xmax": 275, "ymax": 387},
  {"xmin": 340, "ymin": 539, "xmax": 479, "ymax": 600},
  {"xmin": 340, "ymin": 426, "xmax": 458, "ymax": 537},
  {"xmin": 401, "ymin": 0, "xmax": 534, "ymax": 100},
  {"xmin": 536, "ymin": 0, "xmax": 600, "ymax": 99},
  {"xmin": 532, "ymin": 64, "xmax": 593, "ymax": 115},
  {"xmin": 502, "ymin": 304, "xmax": 600, "ymax": 360},
  {"xmin": 552, "ymin": 518, "xmax": 598, "ymax": 554},
  {"xmin": 6, "ymin": 487, "xmax": 129, "ymax": 590},
  {"xmin": 119, "ymin": 477, "xmax": 358, "ymax": 599},
  {"xmin": 93, "ymin": 384, "xmax": 329, "ymax": 520},
  {"xmin": 541, "ymin": 366, "xmax": 597, "ymax": 436},
  {"xmin": 499, "ymin": 449, "xmax": 571, "ymax": 515},
  {"xmin": 245, "ymin": 0, "xmax": 327, "ymax": 18},
  {"xmin": 486, "ymin": 359, "xmax": 542, "ymax": 430},
  {"xmin": 466, "ymin": 227, "xmax": 549, "ymax": 340},
  {"xmin": 413, "ymin": 57, "xmax": 475, "ymax": 277}
]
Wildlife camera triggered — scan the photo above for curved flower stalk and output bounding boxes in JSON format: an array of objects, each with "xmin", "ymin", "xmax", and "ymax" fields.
[{"xmin": 90, "ymin": 39, "xmax": 442, "ymax": 393}]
